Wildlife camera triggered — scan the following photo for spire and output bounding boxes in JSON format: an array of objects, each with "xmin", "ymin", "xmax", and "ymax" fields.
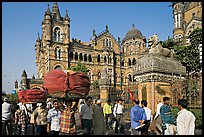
[
  {"xmin": 15, "ymin": 80, "xmax": 18, "ymax": 89},
  {"xmin": 64, "ymin": 10, "xmax": 70, "ymax": 21},
  {"xmin": 93, "ymin": 29, "xmax": 96, "ymax": 37},
  {"xmin": 36, "ymin": 33, "xmax": 40, "ymax": 42},
  {"xmin": 45, "ymin": 4, "xmax": 51, "ymax": 15},
  {"xmin": 22, "ymin": 70, "xmax": 27, "ymax": 78},
  {"xmin": 105, "ymin": 25, "xmax": 109, "ymax": 32},
  {"xmin": 132, "ymin": 24, "xmax": 135, "ymax": 28},
  {"xmin": 52, "ymin": 2, "xmax": 61, "ymax": 21},
  {"xmin": 32, "ymin": 74, "xmax": 35, "ymax": 79}
]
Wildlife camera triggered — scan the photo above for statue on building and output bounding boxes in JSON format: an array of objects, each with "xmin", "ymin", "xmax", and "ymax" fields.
[{"xmin": 148, "ymin": 34, "xmax": 174, "ymax": 58}]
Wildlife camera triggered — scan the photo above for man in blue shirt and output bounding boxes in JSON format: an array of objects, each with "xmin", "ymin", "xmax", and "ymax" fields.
[{"xmin": 130, "ymin": 99, "xmax": 146, "ymax": 135}]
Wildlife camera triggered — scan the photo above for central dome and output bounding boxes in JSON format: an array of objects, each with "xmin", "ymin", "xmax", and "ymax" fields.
[{"xmin": 125, "ymin": 24, "xmax": 143, "ymax": 39}]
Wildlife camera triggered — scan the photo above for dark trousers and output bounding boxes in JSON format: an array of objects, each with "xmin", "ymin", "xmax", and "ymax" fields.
[
  {"xmin": 15, "ymin": 124, "xmax": 26, "ymax": 135},
  {"xmin": 49, "ymin": 131, "xmax": 59, "ymax": 135},
  {"xmin": 105, "ymin": 113, "xmax": 114, "ymax": 129},
  {"xmin": 141, "ymin": 120, "xmax": 151, "ymax": 135},
  {"xmin": 36, "ymin": 125, "xmax": 47, "ymax": 135},
  {"xmin": 82, "ymin": 119, "xmax": 92, "ymax": 135},
  {"xmin": 2, "ymin": 120, "xmax": 12, "ymax": 135},
  {"xmin": 115, "ymin": 114, "xmax": 124, "ymax": 133}
]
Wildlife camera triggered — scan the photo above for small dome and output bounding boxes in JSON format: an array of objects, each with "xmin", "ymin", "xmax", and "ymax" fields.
[{"xmin": 125, "ymin": 24, "xmax": 143, "ymax": 40}]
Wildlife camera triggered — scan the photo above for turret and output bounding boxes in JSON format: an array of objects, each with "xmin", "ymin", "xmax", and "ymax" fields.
[
  {"xmin": 44, "ymin": 4, "xmax": 52, "ymax": 41},
  {"xmin": 52, "ymin": 2, "xmax": 62, "ymax": 21},
  {"xmin": 21, "ymin": 70, "xmax": 27, "ymax": 90},
  {"xmin": 172, "ymin": 2, "xmax": 185, "ymax": 43},
  {"xmin": 63, "ymin": 10, "xmax": 71, "ymax": 43}
]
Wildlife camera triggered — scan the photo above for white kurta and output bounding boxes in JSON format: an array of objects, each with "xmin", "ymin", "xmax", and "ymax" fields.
[{"xmin": 176, "ymin": 109, "xmax": 196, "ymax": 135}]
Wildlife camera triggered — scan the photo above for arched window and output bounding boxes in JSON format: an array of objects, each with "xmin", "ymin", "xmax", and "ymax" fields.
[
  {"xmin": 54, "ymin": 65, "xmax": 62, "ymax": 70},
  {"xmin": 128, "ymin": 74, "xmax": 132, "ymax": 82},
  {"xmin": 121, "ymin": 60, "xmax": 124, "ymax": 67},
  {"xmin": 109, "ymin": 41, "xmax": 112, "ymax": 47},
  {"xmin": 84, "ymin": 54, "xmax": 87, "ymax": 62},
  {"xmin": 79, "ymin": 53, "xmax": 83, "ymax": 61},
  {"xmin": 104, "ymin": 56, "xmax": 107, "ymax": 63},
  {"xmin": 97, "ymin": 71, "xmax": 101, "ymax": 80},
  {"xmin": 97, "ymin": 55, "xmax": 100, "ymax": 63},
  {"xmin": 109, "ymin": 56, "xmax": 112, "ymax": 64},
  {"xmin": 128, "ymin": 58, "xmax": 131, "ymax": 66},
  {"xmin": 54, "ymin": 47, "xmax": 61, "ymax": 60},
  {"xmin": 132, "ymin": 58, "xmax": 136, "ymax": 65},
  {"xmin": 53, "ymin": 27, "xmax": 61, "ymax": 42},
  {"xmin": 75, "ymin": 52, "xmax": 78, "ymax": 60},
  {"xmin": 106, "ymin": 39, "xmax": 109, "ymax": 47},
  {"xmin": 114, "ymin": 57, "xmax": 117, "ymax": 66},
  {"xmin": 88, "ymin": 54, "xmax": 92, "ymax": 62},
  {"xmin": 69, "ymin": 52, "xmax": 73, "ymax": 60}
]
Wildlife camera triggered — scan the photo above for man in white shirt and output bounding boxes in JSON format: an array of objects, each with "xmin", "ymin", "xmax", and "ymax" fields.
[
  {"xmin": 141, "ymin": 100, "xmax": 153, "ymax": 135},
  {"xmin": 47, "ymin": 100, "xmax": 61, "ymax": 135},
  {"xmin": 176, "ymin": 99, "xmax": 196, "ymax": 135},
  {"xmin": 80, "ymin": 96, "xmax": 93, "ymax": 135},
  {"xmin": 113, "ymin": 98, "xmax": 124, "ymax": 133},
  {"xmin": 154, "ymin": 100, "xmax": 163, "ymax": 134},
  {"xmin": 2, "ymin": 97, "xmax": 13, "ymax": 135}
]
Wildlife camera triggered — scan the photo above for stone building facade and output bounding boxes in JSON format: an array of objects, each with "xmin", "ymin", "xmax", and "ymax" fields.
[
  {"xmin": 17, "ymin": 3, "xmax": 148, "ymax": 101},
  {"xmin": 172, "ymin": 2, "xmax": 202, "ymax": 45}
]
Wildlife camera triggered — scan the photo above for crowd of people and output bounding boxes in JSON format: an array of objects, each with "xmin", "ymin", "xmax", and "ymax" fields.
[{"xmin": 2, "ymin": 96, "xmax": 196, "ymax": 135}]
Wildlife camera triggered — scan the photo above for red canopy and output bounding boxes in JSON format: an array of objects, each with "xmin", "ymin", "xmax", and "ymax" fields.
[
  {"xmin": 17, "ymin": 89, "xmax": 47, "ymax": 103},
  {"xmin": 43, "ymin": 70, "xmax": 91, "ymax": 98}
]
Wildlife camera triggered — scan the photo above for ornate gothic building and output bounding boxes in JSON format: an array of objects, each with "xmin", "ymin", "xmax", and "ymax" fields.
[
  {"xmin": 17, "ymin": 2, "xmax": 148, "ymax": 100},
  {"xmin": 172, "ymin": 2, "xmax": 202, "ymax": 45}
]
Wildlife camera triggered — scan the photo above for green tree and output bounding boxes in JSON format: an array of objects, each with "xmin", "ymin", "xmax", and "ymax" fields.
[
  {"xmin": 173, "ymin": 28, "xmax": 202, "ymax": 76},
  {"xmin": 92, "ymin": 80, "xmax": 99, "ymax": 90},
  {"xmin": 67, "ymin": 61, "xmax": 89, "ymax": 75}
]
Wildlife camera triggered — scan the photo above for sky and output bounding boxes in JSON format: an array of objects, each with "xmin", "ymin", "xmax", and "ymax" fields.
[{"xmin": 2, "ymin": 2, "xmax": 173, "ymax": 94}]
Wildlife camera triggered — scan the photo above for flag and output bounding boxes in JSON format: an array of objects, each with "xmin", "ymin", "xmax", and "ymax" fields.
[{"xmin": 128, "ymin": 88, "xmax": 134, "ymax": 100}]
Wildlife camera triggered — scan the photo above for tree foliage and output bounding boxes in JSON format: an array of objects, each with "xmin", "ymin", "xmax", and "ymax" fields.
[
  {"xmin": 67, "ymin": 61, "xmax": 89, "ymax": 75},
  {"xmin": 92, "ymin": 80, "xmax": 99, "ymax": 90}
]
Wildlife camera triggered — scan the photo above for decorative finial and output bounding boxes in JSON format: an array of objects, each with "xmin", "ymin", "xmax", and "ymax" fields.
[
  {"xmin": 106, "ymin": 25, "xmax": 108, "ymax": 31},
  {"xmin": 93, "ymin": 29, "xmax": 96, "ymax": 37},
  {"xmin": 132, "ymin": 24, "xmax": 135, "ymax": 28}
]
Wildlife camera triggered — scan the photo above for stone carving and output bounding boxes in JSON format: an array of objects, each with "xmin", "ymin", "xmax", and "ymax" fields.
[{"xmin": 148, "ymin": 34, "xmax": 174, "ymax": 58}]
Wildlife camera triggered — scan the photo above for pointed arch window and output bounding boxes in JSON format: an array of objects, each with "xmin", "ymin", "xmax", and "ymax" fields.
[
  {"xmin": 79, "ymin": 53, "xmax": 83, "ymax": 61},
  {"xmin": 128, "ymin": 74, "xmax": 132, "ymax": 82},
  {"xmin": 106, "ymin": 39, "xmax": 109, "ymax": 47},
  {"xmin": 132, "ymin": 58, "xmax": 136, "ymax": 65},
  {"xmin": 54, "ymin": 47, "xmax": 61, "ymax": 60},
  {"xmin": 84, "ymin": 54, "xmax": 87, "ymax": 62},
  {"xmin": 88, "ymin": 54, "xmax": 92, "ymax": 62},
  {"xmin": 75, "ymin": 52, "xmax": 78, "ymax": 61},
  {"xmin": 104, "ymin": 56, "xmax": 107, "ymax": 63},
  {"xmin": 53, "ymin": 27, "xmax": 61, "ymax": 42},
  {"xmin": 97, "ymin": 71, "xmax": 101, "ymax": 80},
  {"xmin": 128, "ymin": 58, "xmax": 131, "ymax": 66},
  {"xmin": 97, "ymin": 55, "xmax": 100, "ymax": 63},
  {"xmin": 121, "ymin": 60, "xmax": 124, "ymax": 67},
  {"xmin": 54, "ymin": 65, "xmax": 62, "ymax": 70}
]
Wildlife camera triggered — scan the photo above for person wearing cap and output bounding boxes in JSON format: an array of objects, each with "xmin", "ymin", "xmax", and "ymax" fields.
[
  {"xmin": 93, "ymin": 100, "xmax": 105, "ymax": 135},
  {"xmin": 2, "ymin": 97, "xmax": 13, "ymax": 135}
]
